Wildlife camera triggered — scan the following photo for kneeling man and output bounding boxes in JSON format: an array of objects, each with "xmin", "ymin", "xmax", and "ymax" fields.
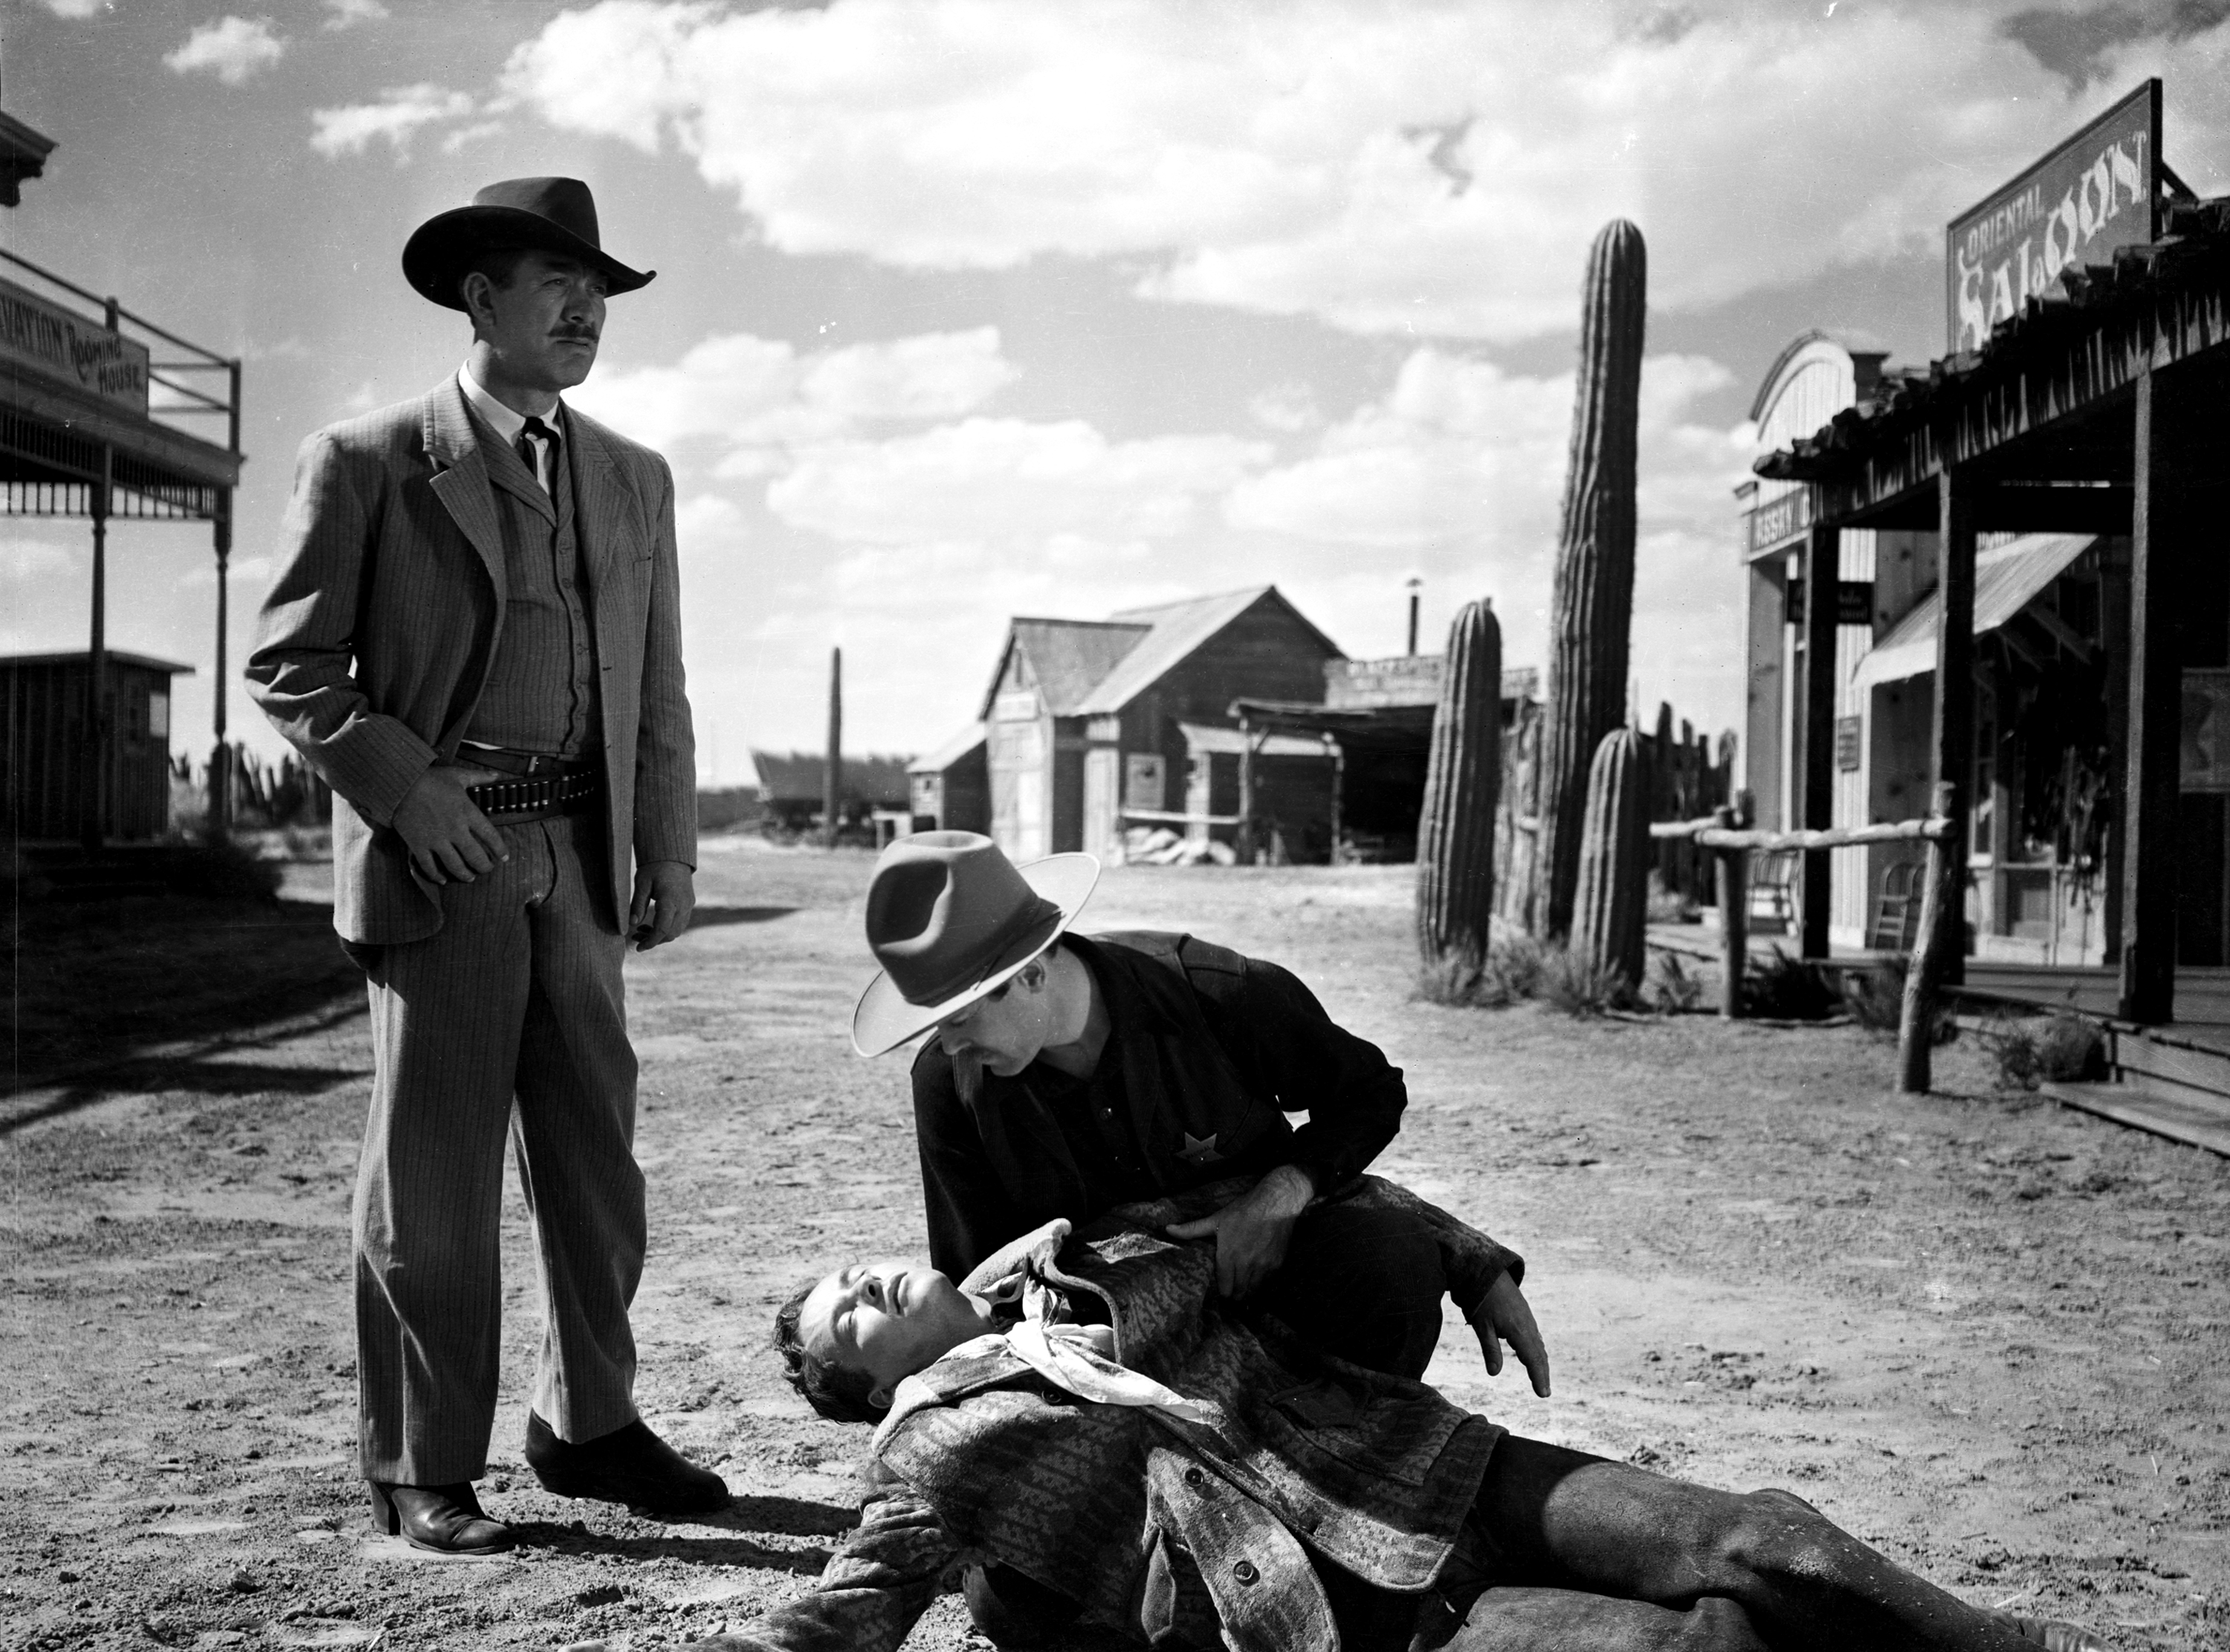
[{"xmin": 854, "ymin": 832, "xmax": 1536, "ymax": 1388}]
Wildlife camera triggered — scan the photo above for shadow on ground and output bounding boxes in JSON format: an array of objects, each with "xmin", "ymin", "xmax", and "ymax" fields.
[
  {"xmin": 686, "ymin": 906, "xmax": 801, "ymax": 930},
  {"xmin": 4, "ymin": 892, "xmax": 367, "ymax": 1117}
]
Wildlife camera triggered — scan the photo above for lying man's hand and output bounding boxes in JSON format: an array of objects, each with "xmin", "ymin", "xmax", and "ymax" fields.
[
  {"xmin": 1164, "ymin": 1163, "xmax": 1315, "ymax": 1298},
  {"xmin": 1470, "ymin": 1271, "xmax": 1551, "ymax": 1397}
]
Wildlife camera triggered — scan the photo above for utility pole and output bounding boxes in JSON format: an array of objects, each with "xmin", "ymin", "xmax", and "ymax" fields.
[{"xmin": 824, "ymin": 646, "xmax": 843, "ymax": 848}]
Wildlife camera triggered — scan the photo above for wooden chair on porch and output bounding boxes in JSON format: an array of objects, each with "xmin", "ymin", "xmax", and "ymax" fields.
[
  {"xmin": 1868, "ymin": 859, "xmax": 1924, "ymax": 953},
  {"xmin": 1748, "ymin": 850, "xmax": 1800, "ymax": 934}
]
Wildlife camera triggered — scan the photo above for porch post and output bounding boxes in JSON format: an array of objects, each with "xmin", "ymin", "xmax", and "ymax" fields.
[
  {"xmin": 2120, "ymin": 369, "xmax": 2182, "ymax": 1024},
  {"xmin": 81, "ymin": 444, "xmax": 113, "ymax": 852},
  {"xmin": 2100, "ymin": 540, "xmax": 2130, "ymax": 965},
  {"xmin": 1929, "ymin": 466, "xmax": 1977, "ymax": 989},
  {"xmin": 209, "ymin": 487, "xmax": 233, "ymax": 838},
  {"xmin": 1236, "ymin": 716, "xmax": 1255, "ymax": 866},
  {"xmin": 1800, "ymin": 517, "xmax": 1839, "ymax": 958}
]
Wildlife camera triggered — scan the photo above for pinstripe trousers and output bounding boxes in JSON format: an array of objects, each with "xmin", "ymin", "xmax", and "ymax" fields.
[{"xmin": 352, "ymin": 813, "xmax": 644, "ymax": 1485}]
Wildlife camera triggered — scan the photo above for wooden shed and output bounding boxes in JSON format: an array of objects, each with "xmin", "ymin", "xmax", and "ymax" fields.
[
  {"xmin": 908, "ymin": 722, "xmax": 989, "ymax": 834},
  {"xmin": 978, "ymin": 586, "xmax": 1343, "ymax": 861},
  {"xmin": 2, "ymin": 650, "xmax": 193, "ymax": 843}
]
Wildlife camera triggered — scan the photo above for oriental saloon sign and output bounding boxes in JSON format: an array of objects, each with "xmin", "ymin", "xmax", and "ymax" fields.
[
  {"xmin": 0, "ymin": 273, "xmax": 151, "ymax": 415},
  {"xmin": 1946, "ymin": 80, "xmax": 2160, "ymax": 354}
]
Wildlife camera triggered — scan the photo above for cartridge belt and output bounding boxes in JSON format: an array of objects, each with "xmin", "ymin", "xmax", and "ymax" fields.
[{"xmin": 466, "ymin": 768, "xmax": 604, "ymax": 823}]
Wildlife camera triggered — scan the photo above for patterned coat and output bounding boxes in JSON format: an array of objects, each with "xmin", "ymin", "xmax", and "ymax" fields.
[
  {"xmin": 697, "ymin": 1177, "xmax": 1522, "ymax": 1652},
  {"xmin": 247, "ymin": 377, "xmax": 695, "ymax": 944}
]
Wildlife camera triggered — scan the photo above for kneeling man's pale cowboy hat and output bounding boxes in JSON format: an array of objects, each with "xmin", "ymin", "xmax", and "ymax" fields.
[
  {"xmin": 402, "ymin": 176, "xmax": 656, "ymax": 310},
  {"xmin": 851, "ymin": 832, "xmax": 1098, "ymax": 1057}
]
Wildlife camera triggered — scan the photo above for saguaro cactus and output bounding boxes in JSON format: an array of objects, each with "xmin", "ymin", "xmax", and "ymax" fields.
[
  {"xmin": 1531, "ymin": 218, "xmax": 1646, "ymax": 940},
  {"xmin": 1572, "ymin": 727, "xmax": 1652, "ymax": 988},
  {"xmin": 1416, "ymin": 598, "xmax": 1502, "ymax": 968}
]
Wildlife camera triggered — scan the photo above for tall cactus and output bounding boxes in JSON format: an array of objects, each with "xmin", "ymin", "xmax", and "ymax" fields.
[
  {"xmin": 1531, "ymin": 219, "xmax": 1646, "ymax": 940},
  {"xmin": 1572, "ymin": 727, "xmax": 1651, "ymax": 987},
  {"xmin": 1416, "ymin": 599, "xmax": 1502, "ymax": 967}
]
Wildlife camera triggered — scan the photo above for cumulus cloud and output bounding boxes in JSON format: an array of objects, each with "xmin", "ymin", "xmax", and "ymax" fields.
[
  {"xmin": 568, "ymin": 327, "xmax": 1018, "ymax": 456},
  {"xmin": 311, "ymin": 85, "xmax": 477, "ymax": 159},
  {"xmin": 1228, "ymin": 346, "xmax": 1754, "ymax": 726},
  {"xmin": 770, "ymin": 419, "xmax": 1269, "ymax": 545},
  {"xmin": 41, "ymin": 0, "xmax": 106, "ymax": 17},
  {"xmin": 498, "ymin": 0, "xmax": 2230, "ymax": 340},
  {"xmin": 164, "ymin": 16, "xmax": 286, "ymax": 85},
  {"xmin": 1, "ymin": 537, "xmax": 79, "ymax": 581},
  {"xmin": 324, "ymin": 0, "xmax": 388, "ymax": 27}
]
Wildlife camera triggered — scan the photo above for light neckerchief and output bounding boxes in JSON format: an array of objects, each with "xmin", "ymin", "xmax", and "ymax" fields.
[{"xmin": 936, "ymin": 1275, "xmax": 1215, "ymax": 1426}]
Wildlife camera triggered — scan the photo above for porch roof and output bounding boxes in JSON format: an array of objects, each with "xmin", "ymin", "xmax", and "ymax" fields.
[{"xmin": 1753, "ymin": 198, "xmax": 2230, "ymax": 530}]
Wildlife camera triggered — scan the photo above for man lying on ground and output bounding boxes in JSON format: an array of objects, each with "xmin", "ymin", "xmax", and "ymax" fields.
[{"xmin": 683, "ymin": 1176, "xmax": 2103, "ymax": 1652}]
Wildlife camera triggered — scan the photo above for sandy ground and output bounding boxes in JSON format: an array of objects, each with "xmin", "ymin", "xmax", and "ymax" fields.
[{"xmin": 4, "ymin": 848, "xmax": 2227, "ymax": 1652}]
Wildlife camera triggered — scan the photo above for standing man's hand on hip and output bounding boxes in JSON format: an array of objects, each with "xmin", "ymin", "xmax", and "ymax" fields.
[
  {"xmin": 392, "ymin": 765, "xmax": 508, "ymax": 884},
  {"xmin": 630, "ymin": 860, "xmax": 695, "ymax": 950},
  {"xmin": 1165, "ymin": 1162, "xmax": 1316, "ymax": 1298}
]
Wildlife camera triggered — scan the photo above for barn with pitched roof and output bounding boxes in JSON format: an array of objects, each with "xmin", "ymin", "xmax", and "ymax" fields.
[{"xmin": 969, "ymin": 586, "xmax": 1344, "ymax": 861}]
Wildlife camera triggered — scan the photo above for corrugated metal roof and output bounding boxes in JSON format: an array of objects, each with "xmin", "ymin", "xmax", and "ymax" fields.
[
  {"xmin": 908, "ymin": 721, "xmax": 986, "ymax": 774},
  {"xmin": 1757, "ymin": 197, "xmax": 2230, "ymax": 483},
  {"xmin": 1852, "ymin": 533, "xmax": 2096, "ymax": 689},
  {"xmin": 988, "ymin": 618, "xmax": 1152, "ymax": 716}
]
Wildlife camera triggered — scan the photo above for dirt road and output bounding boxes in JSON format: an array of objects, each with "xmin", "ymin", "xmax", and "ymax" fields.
[{"xmin": 4, "ymin": 849, "xmax": 2225, "ymax": 1650}]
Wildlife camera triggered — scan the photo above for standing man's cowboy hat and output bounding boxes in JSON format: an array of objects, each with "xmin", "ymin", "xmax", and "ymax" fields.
[
  {"xmin": 852, "ymin": 832, "xmax": 1098, "ymax": 1057},
  {"xmin": 401, "ymin": 177, "xmax": 655, "ymax": 310}
]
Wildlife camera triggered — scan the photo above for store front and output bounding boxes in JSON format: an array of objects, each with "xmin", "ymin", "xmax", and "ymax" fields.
[{"xmin": 1754, "ymin": 78, "xmax": 2229, "ymax": 1025}]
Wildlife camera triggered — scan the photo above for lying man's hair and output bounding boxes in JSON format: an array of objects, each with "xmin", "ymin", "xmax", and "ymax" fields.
[{"xmin": 773, "ymin": 1280, "xmax": 885, "ymax": 1425}]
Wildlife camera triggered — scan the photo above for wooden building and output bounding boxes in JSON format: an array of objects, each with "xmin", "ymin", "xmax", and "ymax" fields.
[
  {"xmin": 908, "ymin": 722, "xmax": 989, "ymax": 834},
  {"xmin": 979, "ymin": 586, "xmax": 1342, "ymax": 861},
  {"xmin": 2, "ymin": 650, "xmax": 193, "ymax": 842},
  {"xmin": 1, "ymin": 104, "xmax": 244, "ymax": 846},
  {"xmin": 1752, "ymin": 78, "xmax": 2228, "ymax": 1028},
  {"xmin": 1234, "ymin": 655, "xmax": 1542, "ymax": 864}
]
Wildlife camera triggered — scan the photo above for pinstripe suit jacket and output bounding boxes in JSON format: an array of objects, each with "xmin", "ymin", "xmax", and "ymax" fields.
[{"xmin": 248, "ymin": 377, "xmax": 695, "ymax": 945}]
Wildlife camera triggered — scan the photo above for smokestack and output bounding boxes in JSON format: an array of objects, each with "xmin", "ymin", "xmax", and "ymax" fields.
[{"xmin": 1406, "ymin": 577, "xmax": 1423, "ymax": 656}]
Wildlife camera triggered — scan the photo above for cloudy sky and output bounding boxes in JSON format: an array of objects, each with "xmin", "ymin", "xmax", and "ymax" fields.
[{"xmin": 6, "ymin": 0, "xmax": 2229, "ymax": 781}]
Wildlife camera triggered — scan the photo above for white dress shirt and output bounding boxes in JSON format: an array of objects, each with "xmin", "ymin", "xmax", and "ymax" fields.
[{"xmin": 458, "ymin": 364, "xmax": 560, "ymax": 493}]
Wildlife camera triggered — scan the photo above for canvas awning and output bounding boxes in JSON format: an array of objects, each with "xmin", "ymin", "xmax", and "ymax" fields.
[{"xmin": 1850, "ymin": 533, "xmax": 2097, "ymax": 690}]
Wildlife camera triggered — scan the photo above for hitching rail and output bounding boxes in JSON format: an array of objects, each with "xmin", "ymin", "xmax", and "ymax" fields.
[{"xmin": 1647, "ymin": 790, "xmax": 1961, "ymax": 1092}]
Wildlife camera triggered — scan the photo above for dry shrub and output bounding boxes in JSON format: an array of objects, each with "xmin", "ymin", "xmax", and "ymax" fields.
[
  {"xmin": 1484, "ymin": 933, "xmax": 1548, "ymax": 1001},
  {"xmin": 1539, "ymin": 948, "xmax": 1636, "ymax": 1017},
  {"xmin": 1415, "ymin": 933, "xmax": 1554, "ymax": 1009},
  {"xmin": 1994, "ymin": 1013, "xmax": 2106, "ymax": 1090},
  {"xmin": 1647, "ymin": 950, "xmax": 1704, "ymax": 1014},
  {"xmin": 1841, "ymin": 956, "xmax": 1958, "ymax": 1045}
]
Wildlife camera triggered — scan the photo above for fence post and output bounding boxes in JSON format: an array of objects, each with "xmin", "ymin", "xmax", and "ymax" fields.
[
  {"xmin": 1713, "ymin": 803, "xmax": 1746, "ymax": 1018},
  {"xmin": 1897, "ymin": 783, "xmax": 1958, "ymax": 1093}
]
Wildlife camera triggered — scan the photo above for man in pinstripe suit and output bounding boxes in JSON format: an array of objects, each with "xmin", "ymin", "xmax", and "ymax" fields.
[{"xmin": 248, "ymin": 178, "xmax": 726, "ymax": 1554}]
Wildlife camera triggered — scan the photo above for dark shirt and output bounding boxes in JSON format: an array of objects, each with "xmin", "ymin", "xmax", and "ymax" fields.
[{"xmin": 912, "ymin": 930, "xmax": 1408, "ymax": 1278}]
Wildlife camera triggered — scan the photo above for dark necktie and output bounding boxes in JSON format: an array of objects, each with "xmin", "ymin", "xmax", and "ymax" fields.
[{"xmin": 517, "ymin": 415, "xmax": 558, "ymax": 494}]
